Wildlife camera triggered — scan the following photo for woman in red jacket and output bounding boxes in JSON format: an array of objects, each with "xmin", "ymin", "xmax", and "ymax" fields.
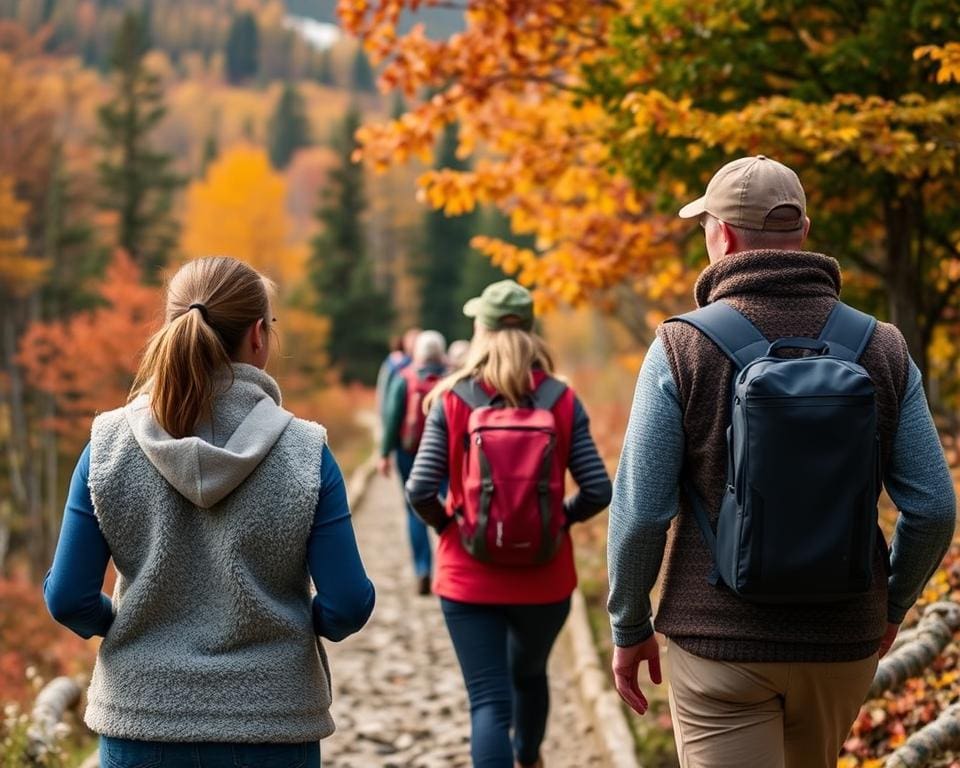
[{"xmin": 405, "ymin": 280, "xmax": 612, "ymax": 768}]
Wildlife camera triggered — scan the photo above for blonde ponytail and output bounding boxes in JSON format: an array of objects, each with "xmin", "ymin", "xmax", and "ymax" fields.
[{"xmin": 130, "ymin": 257, "xmax": 273, "ymax": 438}]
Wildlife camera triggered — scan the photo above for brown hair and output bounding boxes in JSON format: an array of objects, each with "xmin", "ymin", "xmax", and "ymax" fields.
[
  {"xmin": 130, "ymin": 257, "xmax": 274, "ymax": 438},
  {"xmin": 424, "ymin": 325, "xmax": 556, "ymax": 411}
]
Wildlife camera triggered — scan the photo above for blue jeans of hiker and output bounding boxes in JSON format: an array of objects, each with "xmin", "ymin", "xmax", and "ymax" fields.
[
  {"xmin": 396, "ymin": 448, "xmax": 432, "ymax": 578},
  {"xmin": 99, "ymin": 736, "xmax": 321, "ymax": 767},
  {"xmin": 440, "ymin": 596, "xmax": 572, "ymax": 768}
]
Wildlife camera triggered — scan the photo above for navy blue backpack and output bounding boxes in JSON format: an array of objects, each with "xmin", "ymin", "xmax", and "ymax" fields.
[{"xmin": 666, "ymin": 300, "xmax": 881, "ymax": 603}]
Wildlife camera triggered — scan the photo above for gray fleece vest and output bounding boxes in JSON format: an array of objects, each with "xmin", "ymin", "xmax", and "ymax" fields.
[{"xmin": 84, "ymin": 365, "xmax": 335, "ymax": 743}]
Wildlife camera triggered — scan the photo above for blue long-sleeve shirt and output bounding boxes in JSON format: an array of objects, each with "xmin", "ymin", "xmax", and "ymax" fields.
[
  {"xmin": 44, "ymin": 443, "xmax": 375, "ymax": 642},
  {"xmin": 607, "ymin": 338, "xmax": 957, "ymax": 647}
]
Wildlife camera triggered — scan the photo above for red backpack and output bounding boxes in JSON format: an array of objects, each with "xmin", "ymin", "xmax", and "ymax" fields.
[
  {"xmin": 451, "ymin": 377, "xmax": 569, "ymax": 566},
  {"xmin": 399, "ymin": 367, "xmax": 442, "ymax": 452}
]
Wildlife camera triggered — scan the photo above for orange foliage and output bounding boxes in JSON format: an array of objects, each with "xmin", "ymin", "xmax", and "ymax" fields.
[
  {"xmin": 0, "ymin": 571, "xmax": 95, "ymax": 706},
  {"xmin": 18, "ymin": 250, "xmax": 161, "ymax": 452},
  {"xmin": 340, "ymin": 0, "xmax": 680, "ymax": 314},
  {"xmin": 0, "ymin": 24, "xmax": 55, "ymax": 215},
  {"xmin": 0, "ymin": 174, "xmax": 46, "ymax": 297},
  {"xmin": 181, "ymin": 144, "xmax": 307, "ymax": 286}
]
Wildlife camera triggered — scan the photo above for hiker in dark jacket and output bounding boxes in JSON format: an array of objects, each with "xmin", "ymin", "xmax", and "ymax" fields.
[
  {"xmin": 376, "ymin": 327, "xmax": 421, "ymax": 417},
  {"xmin": 607, "ymin": 156, "xmax": 956, "ymax": 768},
  {"xmin": 44, "ymin": 257, "xmax": 374, "ymax": 768},
  {"xmin": 379, "ymin": 329, "xmax": 447, "ymax": 594},
  {"xmin": 406, "ymin": 280, "xmax": 612, "ymax": 768}
]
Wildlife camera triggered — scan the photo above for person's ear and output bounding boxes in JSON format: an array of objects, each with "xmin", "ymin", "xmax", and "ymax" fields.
[
  {"xmin": 251, "ymin": 318, "xmax": 265, "ymax": 353},
  {"xmin": 718, "ymin": 220, "xmax": 737, "ymax": 255},
  {"xmin": 800, "ymin": 216, "xmax": 811, "ymax": 244}
]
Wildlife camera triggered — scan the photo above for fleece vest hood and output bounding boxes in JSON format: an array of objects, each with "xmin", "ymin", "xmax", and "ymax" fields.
[{"xmin": 124, "ymin": 364, "xmax": 293, "ymax": 508}]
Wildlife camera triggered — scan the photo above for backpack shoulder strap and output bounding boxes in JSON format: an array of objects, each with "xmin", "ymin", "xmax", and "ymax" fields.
[
  {"xmin": 817, "ymin": 301, "xmax": 877, "ymax": 362},
  {"xmin": 531, "ymin": 377, "xmax": 568, "ymax": 411},
  {"xmin": 452, "ymin": 379, "xmax": 496, "ymax": 410},
  {"xmin": 664, "ymin": 301, "xmax": 769, "ymax": 371}
]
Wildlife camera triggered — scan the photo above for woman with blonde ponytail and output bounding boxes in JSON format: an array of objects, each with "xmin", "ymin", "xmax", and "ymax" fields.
[
  {"xmin": 406, "ymin": 280, "xmax": 612, "ymax": 768},
  {"xmin": 44, "ymin": 257, "xmax": 374, "ymax": 768}
]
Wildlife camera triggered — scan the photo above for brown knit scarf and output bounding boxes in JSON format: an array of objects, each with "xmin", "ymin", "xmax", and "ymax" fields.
[{"xmin": 655, "ymin": 249, "xmax": 910, "ymax": 663}]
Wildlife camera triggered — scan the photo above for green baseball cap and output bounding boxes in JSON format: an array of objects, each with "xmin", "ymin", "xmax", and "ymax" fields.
[{"xmin": 463, "ymin": 279, "xmax": 534, "ymax": 331}]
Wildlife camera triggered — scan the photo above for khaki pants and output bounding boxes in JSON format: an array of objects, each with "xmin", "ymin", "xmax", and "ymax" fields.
[{"xmin": 667, "ymin": 639, "xmax": 877, "ymax": 768}]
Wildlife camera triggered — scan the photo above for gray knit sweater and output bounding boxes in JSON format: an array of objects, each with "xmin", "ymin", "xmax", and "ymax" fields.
[{"xmin": 85, "ymin": 364, "xmax": 336, "ymax": 743}]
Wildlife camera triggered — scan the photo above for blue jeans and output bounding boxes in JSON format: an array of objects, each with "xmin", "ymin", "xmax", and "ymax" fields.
[
  {"xmin": 99, "ymin": 737, "xmax": 320, "ymax": 768},
  {"xmin": 440, "ymin": 597, "xmax": 572, "ymax": 768},
  {"xmin": 395, "ymin": 449, "xmax": 432, "ymax": 578}
]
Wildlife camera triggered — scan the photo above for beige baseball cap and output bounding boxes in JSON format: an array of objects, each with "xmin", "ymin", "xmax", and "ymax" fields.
[{"xmin": 678, "ymin": 155, "xmax": 806, "ymax": 231}]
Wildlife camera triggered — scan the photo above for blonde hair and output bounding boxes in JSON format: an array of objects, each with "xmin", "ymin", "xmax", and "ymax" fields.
[
  {"xmin": 130, "ymin": 257, "xmax": 274, "ymax": 438},
  {"xmin": 424, "ymin": 325, "xmax": 555, "ymax": 411}
]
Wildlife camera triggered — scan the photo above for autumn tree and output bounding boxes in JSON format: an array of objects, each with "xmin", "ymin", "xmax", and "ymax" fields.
[
  {"xmin": 586, "ymin": 0, "xmax": 960, "ymax": 379},
  {"xmin": 343, "ymin": 0, "xmax": 960, "ymax": 387},
  {"xmin": 181, "ymin": 144, "xmax": 305, "ymax": 287},
  {"xmin": 310, "ymin": 105, "xmax": 392, "ymax": 385},
  {"xmin": 268, "ymin": 83, "xmax": 311, "ymax": 170},
  {"xmin": 340, "ymin": 1, "xmax": 673, "ymax": 336},
  {"xmin": 19, "ymin": 250, "xmax": 160, "ymax": 453},
  {"xmin": 0, "ymin": 28, "xmax": 58, "ymax": 574},
  {"xmin": 226, "ymin": 12, "xmax": 260, "ymax": 84},
  {"xmin": 97, "ymin": 11, "xmax": 181, "ymax": 278}
]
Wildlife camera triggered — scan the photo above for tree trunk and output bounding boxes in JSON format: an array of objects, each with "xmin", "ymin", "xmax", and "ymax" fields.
[
  {"xmin": 1, "ymin": 306, "xmax": 41, "ymax": 574},
  {"xmin": 43, "ymin": 393, "xmax": 58, "ymax": 563},
  {"xmin": 883, "ymin": 194, "xmax": 928, "ymax": 382}
]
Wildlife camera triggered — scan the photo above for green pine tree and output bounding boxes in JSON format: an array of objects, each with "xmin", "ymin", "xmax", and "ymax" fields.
[
  {"xmin": 43, "ymin": 141, "xmax": 102, "ymax": 317},
  {"xmin": 267, "ymin": 83, "xmax": 311, "ymax": 170},
  {"xmin": 417, "ymin": 123, "xmax": 478, "ymax": 339},
  {"xmin": 309, "ymin": 105, "xmax": 392, "ymax": 384},
  {"xmin": 200, "ymin": 123, "xmax": 219, "ymax": 177},
  {"xmin": 351, "ymin": 48, "xmax": 375, "ymax": 93},
  {"xmin": 390, "ymin": 91, "xmax": 406, "ymax": 120},
  {"xmin": 316, "ymin": 49, "xmax": 334, "ymax": 87},
  {"xmin": 96, "ymin": 11, "xmax": 182, "ymax": 278},
  {"xmin": 225, "ymin": 12, "xmax": 259, "ymax": 84},
  {"xmin": 458, "ymin": 208, "xmax": 512, "ymax": 311}
]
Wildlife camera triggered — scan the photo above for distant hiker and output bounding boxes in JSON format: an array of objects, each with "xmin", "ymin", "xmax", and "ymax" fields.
[
  {"xmin": 447, "ymin": 338, "xmax": 471, "ymax": 370},
  {"xmin": 44, "ymin": 257, "xmax": 375, "ymax": 768},
  {"xmin": 406, "ymin": 280, "xmax": 612, "ymax": 768},
  {"xmin": 379, "ymin": 329, "xmax": 448, "ymax": 594},
  {"xmin": 607, "ymin": 156, "xmax": 956, "ymax": 768},
  {"xmin": 376, "ymin": 327, "xmax": 421, "ymax": 416}
]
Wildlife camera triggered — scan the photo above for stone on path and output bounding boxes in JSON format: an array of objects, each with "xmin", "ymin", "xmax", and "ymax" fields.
[{"xmin": 322, "ymin": 473, "xmax": 606, "ymax": 768}]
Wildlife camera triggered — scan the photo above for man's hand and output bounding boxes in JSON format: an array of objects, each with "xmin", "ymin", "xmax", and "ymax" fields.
[
  {"xmin": 612, "ymin": 635, "xmax": 662, "ymax": 716},
  {"xmin": 377, "ymin": 456, "xmax": 392, "ymax": 477},
  {"xmin": 878, "ymin": 622, "xmax": 900, "ymax": 659}
]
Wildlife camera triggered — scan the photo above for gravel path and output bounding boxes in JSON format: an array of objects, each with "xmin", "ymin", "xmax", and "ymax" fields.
[{"xmin": 322, "ymin": 472, "xmax": 606, "ymax": 768}]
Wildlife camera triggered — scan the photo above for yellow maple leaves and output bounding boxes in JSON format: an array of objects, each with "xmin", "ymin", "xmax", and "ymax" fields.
[
  {"xmin": 180, "ymin": 145, "xmax": 307, "ymax": 286},
  {"xmin": 0, "ymin": 175, "xmax": 47, "ymax": 298},
  {"xmin": 915, "ymin": 43, "xmax": 960, "ymax": 84}
]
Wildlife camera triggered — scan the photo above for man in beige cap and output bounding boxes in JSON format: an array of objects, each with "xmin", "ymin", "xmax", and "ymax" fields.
[
  {"xmin": 677, "ymin": 154, "xmax": 810, "ymax": 257},
  {"xmin": 607, "ymin": 156, "xmax": 955, "ymax": 766}
]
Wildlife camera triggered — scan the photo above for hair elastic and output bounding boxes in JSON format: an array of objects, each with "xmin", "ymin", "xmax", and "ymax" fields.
[{"xmin": 188, "ymin": 303, "xmax": 210, "ymax": 322}]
